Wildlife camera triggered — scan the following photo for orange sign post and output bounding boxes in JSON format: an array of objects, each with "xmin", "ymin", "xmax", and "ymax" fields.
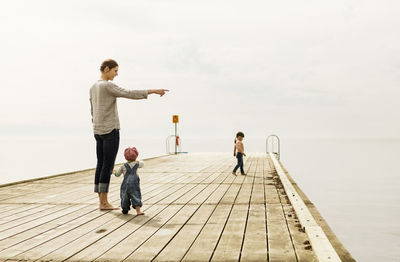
[
  {"xmin": 172, "ymin": 115, "xmax": 179, "ymax": 154},
  {"xmin": 172, "ymin": 115, "xmax": 179, "ymax": 123}
]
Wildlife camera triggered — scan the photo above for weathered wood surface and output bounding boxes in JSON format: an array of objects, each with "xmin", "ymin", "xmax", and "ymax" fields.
[{"xmin": 0, "ymin": 153, "xmax": 351, "ymax": 261}]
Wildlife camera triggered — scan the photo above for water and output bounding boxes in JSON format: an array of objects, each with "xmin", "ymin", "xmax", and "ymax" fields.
[
  {"xmin": 0, "ymin": 135, "xmax": 166, "ymax": 185},
  {"xmin": 283, "ymin": 138, "xmax": 400, "ymax": 262},
  {"xmin": 0, "ymin": 136, "xmax": 399, "ymax": 261}
]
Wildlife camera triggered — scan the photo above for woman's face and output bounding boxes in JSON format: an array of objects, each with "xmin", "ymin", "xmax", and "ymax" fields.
[{"xmin": 103, "ymin": 66, "xmax": 119, "ymax": 80}]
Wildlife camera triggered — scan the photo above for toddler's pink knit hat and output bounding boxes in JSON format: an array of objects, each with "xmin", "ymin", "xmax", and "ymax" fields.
[{"xmin": 124, "ymin": 147, "xmax": 139, "ymax": 161}]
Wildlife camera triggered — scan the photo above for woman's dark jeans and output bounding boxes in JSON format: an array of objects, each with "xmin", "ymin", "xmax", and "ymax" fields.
[
  {"xmin": 94, "ymin": 129, "xmax": 120, "ymax": 192},
  {"xmin": 233, "ymin": 152, "xmax": 244, "ymax": 174}
]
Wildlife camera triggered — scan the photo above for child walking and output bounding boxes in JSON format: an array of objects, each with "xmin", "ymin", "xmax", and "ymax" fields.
[
  {"xmin": 114, "ymin": 147, "xmax": 145, "ymax": 215},
  {"xmin": 232, "ymin": 131, "xmax": 246, "ymax": 176}
]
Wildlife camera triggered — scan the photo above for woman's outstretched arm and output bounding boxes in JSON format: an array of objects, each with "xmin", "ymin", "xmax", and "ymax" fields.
[
  {"xmin": 105, "ymin": 82, "xmax": 169, "ymax": 99},
  {"xmin": 147, "ymin": 89, "xmax": 169, "ymax": 96}
]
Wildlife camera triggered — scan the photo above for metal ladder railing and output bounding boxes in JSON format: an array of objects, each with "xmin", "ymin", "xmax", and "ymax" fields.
[
  {"xmin": 166, "ymin": 135, "xmax": 182, "ymax": 154},
  {"xmin": 266, "ymin": 134, "xmax": 280, "ymax": 160}
]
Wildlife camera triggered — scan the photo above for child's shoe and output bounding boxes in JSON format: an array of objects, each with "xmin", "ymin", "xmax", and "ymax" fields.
[{"xmin": 122, "ymin": 209, "xmax": 129, "ymax": 214}]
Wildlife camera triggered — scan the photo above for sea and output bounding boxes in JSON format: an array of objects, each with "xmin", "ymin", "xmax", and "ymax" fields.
[{"xmin": 0, "ymin": 135, "xmax": 399, "ymax": 262}]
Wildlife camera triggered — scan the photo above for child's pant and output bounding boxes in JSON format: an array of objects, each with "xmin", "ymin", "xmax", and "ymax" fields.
[
  {"xmin": 233, "ymin": 152, "xmax": 244, "ymax": 174},
  {"xmin": 120, "ymin": 172, "xmax": 142, "ymax": 211}
]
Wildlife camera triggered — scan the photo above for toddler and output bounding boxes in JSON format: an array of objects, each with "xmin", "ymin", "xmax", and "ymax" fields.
[
  {"xmin": 232, "ymin": 131, "xmax": 246, "ymax": 176},
  {"xmin": 114, "ymin": 147, "xmax": 145, "ymax": 215}
]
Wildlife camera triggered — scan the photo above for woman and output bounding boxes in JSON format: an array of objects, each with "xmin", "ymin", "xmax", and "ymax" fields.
[{"xmin": 90, "ymin": 59, "xmax": 168, "ymax": 210}]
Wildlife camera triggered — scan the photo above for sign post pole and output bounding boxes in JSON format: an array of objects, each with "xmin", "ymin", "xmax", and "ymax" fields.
[
  {"xmin": 174, "ymin": 122, "xmax": 177, "ymax": 154},
  {"xmin": 172, "ymin": 115, "xmax": 179, "ymax": 155}
]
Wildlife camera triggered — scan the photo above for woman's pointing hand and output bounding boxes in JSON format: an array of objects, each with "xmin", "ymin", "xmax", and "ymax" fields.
[{"xmin": 148, "ymin": 89, "xmax": 169, "ymax": 97}]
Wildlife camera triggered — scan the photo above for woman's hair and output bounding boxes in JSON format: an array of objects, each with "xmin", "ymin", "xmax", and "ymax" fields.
[
  {"xmin": 100, "ymin": 59, "xmax": 118, "ymax": 72},
  {"xmin": 234, "ymin": 131, "xmax": 245, "ymax": 143}
]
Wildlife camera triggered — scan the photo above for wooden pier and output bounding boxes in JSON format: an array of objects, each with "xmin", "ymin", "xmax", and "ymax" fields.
[{"xmin": 0, "ymin": 153, "xmax": 355, "ymax": 261}]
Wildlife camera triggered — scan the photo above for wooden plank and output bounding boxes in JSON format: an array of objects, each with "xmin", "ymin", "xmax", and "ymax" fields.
[
  {"xmin": 156, "ymin": 184, "xmax": 198, "ymax": 204},
  {"xmin": 11, "ymin": 209, "xmax": 123, "ymax": 260},
  {"xmin": 140, "ymin": 182, "xmax": 184, "ymax": 203},
  {"xmin": 212, "ymin": 172, "xmax": 230, "ymax": 184},
  {"xmin": 173, "ymin": 184, "xmax": 206, "ymax": 205},
  {"xmin": 94, "ymin": 205, "xmax": 182, "ymax": 261},
  {"xmin": 124, "ymin": 205, "xmax": 200, "ymax": 261},
  {"xmin": 0, "ymin": 183, "xmax": 90, "ymax": 204},
  {"xmin": 204, "ymin": 184, "xmax": 230, "ymax": 205},
  {"xmin": 232, "ymin": 174, "xmax": 246, "ymax": 184},
  {"xmin": 0, "ymin": 204, "xmax": 34, "ymax": 217},
  {"xmin": 182, "ymin": 204, "xmax": 232, "ymax": 262},
  {"xmin": 222, "ymin": 174, "xmax": 236, "ymax": 184},
  {"xmin": 0, "ymin": 204, "xmax": 48, "ymax": 223},
  {"xmin": 190, "ymin": 172, "xmax": 214, "ymax": 184},
  {"xmin": 0, "ymin": 183, "xmax": 63, "ymax": 202},
  {"xmin": 145, "ymin": 184, "xmax": 188, "ymax": 204},
  {"xmin": 283, "ymin": 204, "xmax": 317, "ymax": 262},
  {"xmin": 67, "ymin": 204, "xmax": 166, "ymax": 261},
  {"xmin": 39, "ymin": 205, "xmax": 168, "ymax": 261},
  {"xmin": 3, "ymin": 185, "xmax": 91, "ymax": 205},
  {"xmin": 250, "ymin": 178, "xmax": 265, "ymax": 204},
  {"xmin": 153, "ymin": 204, "xmax": 216, "ymax": 261},
  {"xmin": 182, "ymin": 155, "xmax": 248, "ymax": 261},
  {"xmin": 235, "ymin": 183, "xmax": 253, "ymax": 204},
  {"xmin": 200, "ymin": 171, "xmax": 222, "ymax": 184},
  {"xmin": 269, "ymin": 153, "xmax": 342, "ymax": 262},
  {"xmin": 1, "ymin": 206, "xmax": 102, "ymax": 259},
  {"xmin": 0, "ymin": 205, "xmax": 64, "ymax": 236},
  {"xmin": 241, "ymin": 204, "xmax": 268, "ymax": 261},
  {"xmin": 266, "ymin": 203, "xmax": 297, "ymax": 262},
  {"xmin": 275, "ymin": 173, "xmax": 316, "ymax": 261},
  {"xmin": 0, "ymin": 205, "xmax": 95, "ymax": 253},
  {"xmin": 265, "ymin": 184, "xmax": 280, "ymax": 204},
  {"xmin": 211, "ymin": 204, "xmax": 248, "ymax": 261},
  {"xmin": 188, "ymin": 184, "xmax": 219, "ymax": 204},
  {"xmin": 219, "ymin": 184, "xmax": 241, "ymax": 204},
  {"xmin": 247, "ymin": 159, "xmax": 258, "ymax": 173},
  {"xmin": 241, "ymin": 155, "xmax": 268, "ymax": 261}
]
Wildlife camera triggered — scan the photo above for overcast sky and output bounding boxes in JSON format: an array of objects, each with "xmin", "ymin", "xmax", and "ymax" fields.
[{"xmin": 1, "ymin": 0, "xmax": 399, "ymax": 140}]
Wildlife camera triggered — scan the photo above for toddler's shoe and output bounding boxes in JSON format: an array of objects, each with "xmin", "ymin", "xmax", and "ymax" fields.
[{"xmin": 122, "ymin": 209, "xmax": 129, "ymax": 215}]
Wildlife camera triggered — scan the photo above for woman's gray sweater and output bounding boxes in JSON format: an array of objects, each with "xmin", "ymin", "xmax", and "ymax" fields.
[{"xmin": 90, "ymin": 80, "xmax": 148, "ymax": 135}]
